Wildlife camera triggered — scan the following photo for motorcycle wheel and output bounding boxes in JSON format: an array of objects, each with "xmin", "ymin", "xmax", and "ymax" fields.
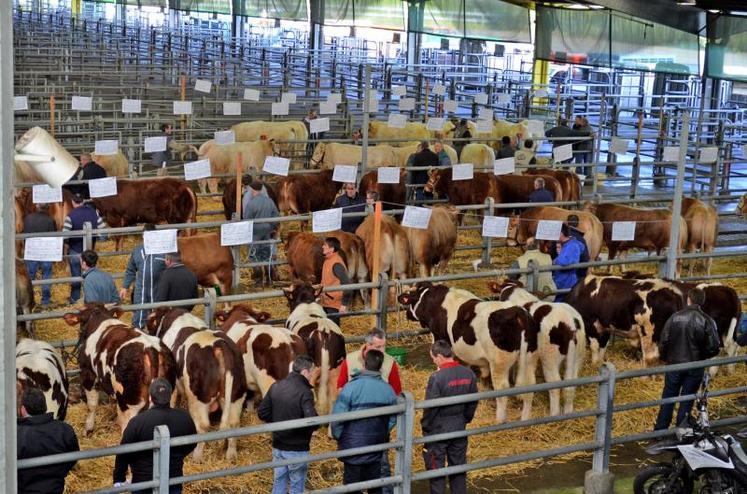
[{"xmin": 634, "ymin": 464, "xmax": 695, "ymax": 494}]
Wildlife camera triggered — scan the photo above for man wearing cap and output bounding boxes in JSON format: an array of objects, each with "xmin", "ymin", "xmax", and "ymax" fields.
[
  {"xmin": 62, "ymin": 193, "xmax": 108, "ymax": 304},
  {"xmin": 113, "ymin": 379, "xmax": 196, "ymax": 493},
  {"xmin": 243, "ymin": 179, "xmax": 280, "ymax": 287}
]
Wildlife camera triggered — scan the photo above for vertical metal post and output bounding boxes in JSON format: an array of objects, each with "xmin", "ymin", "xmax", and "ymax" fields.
[
  {"xmin": 0, "ymin": 0, "xmax": 17, "ymax": 488},
  {"xmin": 204, "ymin": 289, "xmax": 217, "ymax": 328},
  {"xmin": 526, "ymin": 260, "xmax": 539, "ymax": 293},
  {"xmin": 230, "ymin": 212, "xmax": 241, "ymax": 291},
  {"xmin": 83, "ymin": 222, "xmax": 93, "ymax": 251},
  {"xmin": 591, "ymin": 362, "xmax": 615, "ymax": 473},
  {"xmin": 153, "ymin": 425, "xmax": 171, "ymax": 493},
  {"xmin": 376, "ymin": 272, "xmax": 389, "ymax": 335},
  {"xmin": 481, "ymin": 197, "xmax": 494, "ymax": 268},
  {"xmin": 394, "ymin": 392, "xmax": 414, "ymax": 494},
  {"xmin": 360, "ymin": 64, "xmax": 372, "ymax": 181},
  {"xmin": 666, "ymin": 111, "xmax": 690, "ymax": 280}
]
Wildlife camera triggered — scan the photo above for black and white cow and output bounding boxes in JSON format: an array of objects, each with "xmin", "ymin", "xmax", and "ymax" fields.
[
  {"xmin": 16, "ymin": 339, "xmax": 68, "ymax": 420},
  {"xmin": 489, "ymin": 280, "xmax": 586, "ymax": 416},
  {"xmin": 398, "ymin": 282, "xmax": 539, "ymax": 423}
]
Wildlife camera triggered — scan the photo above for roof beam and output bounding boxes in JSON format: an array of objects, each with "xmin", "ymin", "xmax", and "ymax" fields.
[{"xmin": 589, "ymin": 0, "xmax": 705, "ymax": 34}]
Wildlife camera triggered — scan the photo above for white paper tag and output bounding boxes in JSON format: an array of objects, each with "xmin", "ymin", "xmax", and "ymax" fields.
[
  {"xmin": 243, "ymin": 88, "xmax": 261, "ymax": 101},
  {"xmin": 476, "ymin": 119, "xmax": 493, "ymax": 133},
  {"xmin": 71, "ymin": 95, "xmax": 92, "ymax": 111},
  {"xmin": 32, "ymin": 185, "xmax": 63, "ymax": 204},
  {"xmin": 553, "ymin": 144, "xmax": 573, "ymax": 162},
  {"xmin": 173, "ymin": 101, "xmax": 193, "ymax": 115},
  {"xmin": 221, "ymin": 220, "xmax": 253, "ymax": 246},
  {"xmin": 478, "ymin": 107, "xmax": 493, "ymax": 121},
  {"xmin": 402, "ymin": 206, "xmax": 432, "ymax": 229},
  {"xmin": 195, "ymin": 79, "xmax": 212, "ymax": 93},
  {"xmin": 482, "ymin": 215, "xmax": 509, "ymax": 238},
  {"xmin": 388, "ymin": 114, "xmax": 407, "ymax": 129},
  {"xmin": 494, "ymin": 157, "xmax": 515, "ymax": 175},
  {"xmin": 742, "ymin": 144, "xmax": 747, "ymax": 157},
  {"xmin": 699, "ymin": 147, "xmax": 718, "ymax": 163},
  {"xmin": 452, "ymin": 163, "xmax": 474, "ymax": 181},
  {"xmin": 271, "ymin": 102, "xmax": 289, "ymax": 116},
  {"xmin": 263, "ymin": 156, "xmax": 290, "ymax": 176},
  {"xmin": 398, "ymin": 98, "xmax": 415, "ymax": 112},
  {"xmin": 610, "ymin": 137, "xmax": 630, "ymax": 155},
  {"xmin": 377, "ymin": 167, "xmax": 400, "ymax": 184},
  {"xmin": 527, "ymin": 120, "xmax": 544, "ymax": 136},
  {"xmin": 310, "ymin": 117, "xmax": 330, "ymax": 134},
  {"xmin": 327, "ymin": 93, "xmax": 342, "ymax": 105},
  {"xmin": 94, "ymin": 140, "xmax": 119, "ymax": 156},
  {"xmin": 88, "ymin": 177, "xmax": 118, "ymax": 198},
  {"xmin": 223, "ymin": 102, "xmax": 241, "ymax": 116},
  {"xmin": 497, "ymin": 93, "xmax": 511, "ymax": 104},
  {"xmin": 281, "ymin": 92, "xmax": 297, "ymax": 104},
  {"xmin": 215, "ymin": 130, "xmax": 236, "ymax": 145},
  {"xmin": 14, "ymin": 96, "xmax": 29, "ymax": 111},
  {"xmin": 24, "ymin": 237, "xmax": 63, "ymax": 262},
  {"xmin": 612, "ymin": 221, "xmax": 636, "ymax": 241},
  {"xmin": 184, "ymin": 159, "xmax": 212, "ymax": 181},
  {"xmin": 474, "ymin": 93, "xmax": 488, "ymax": 105},
  {"xmin": 319, "ymin": 101, "xmax": 337, "ymax": 115},
  {"xmin": 426, "ymin": 117, "xmax": 445, "ymax": 131},
  {"xmin": 143, "ymin": 229, "xmax": 178, "ymax": 255},
  {"xmin": 144, "ymin": 136, "xmax": 168, "ymax": 153},
  {"xmin": 333, "ymin": 165, "xmax": 357, "ymax": 183},
  {"xmin": 312, "ymin": 208, "xmax": 343, "ymax": 233},
  {"xmin": 443, "ymin": 100, "xmax": 458, "ymax": 113},
  {"xmin": 535, "ymin": 220, "xmax": 563, "ymax": 241},
  {"xmin": 433, "ymin": 84, "xmax": 446, "ymax": 96},
  {"xmin": 392, "ymin": 85, "xmax": 406, "ymax": 97},
  {"xmin": 121, "ymin": 98, "xmax": 141, "ymax": 113},
  {"xmin": 663, "ymin": 146, "xmax": 680, "ymax": 162},
  {"xmin": 534, "ymin": 89, "xmax": 549, "ymax": 98}
]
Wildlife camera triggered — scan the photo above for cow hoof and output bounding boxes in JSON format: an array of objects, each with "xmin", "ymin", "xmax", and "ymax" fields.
[
  {"xmin": 225, "ymin": 448, "xmax": 237, "ymax": 462},
  {"xmin": 192, "ymin": 451, "xmax": 204, "ymax": 463}
]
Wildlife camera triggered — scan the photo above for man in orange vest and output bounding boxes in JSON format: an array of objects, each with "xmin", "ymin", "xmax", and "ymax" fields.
[{"xmin": 321, "ymin": 237, "xmax": 352, "ymax": 327}]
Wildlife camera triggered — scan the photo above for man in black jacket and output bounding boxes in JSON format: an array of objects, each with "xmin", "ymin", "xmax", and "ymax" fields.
[
  {"xmin": 258, "ymin": 355, "xmax": 319, "ymax": 494},
  {"xmin": 154, "ymin": 252, "xmax": 199, "ymax": 311},
  {"xmin": 411, "ymin": 141, "xmax": 439, "ymax": 203},
  {"xmin": 17, "ymin": 387, "xmax": 80, "ymax": 494},
  {"xmin": 654, "ymin": 288, "xmax": 722, "ymax": 431},
  {"xmin": 421, "ymin": 340, "xmax": 478, "ymax": 494},
  {"xmin": 113, "ymin": 379, "xmax": 196, "ymax": 493}
]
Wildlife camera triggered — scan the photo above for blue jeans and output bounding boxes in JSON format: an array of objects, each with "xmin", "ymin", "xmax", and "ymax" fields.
[
  {"xmin": 68, "ymin": 252, "xmax": 82, "ymax": 303},
  {"xmin": 415, "ymin": 188, "xmax": 433, "ymax": 204},
  {"xmin": 654, "ymin": 368, "xmax": 704, "ymax": 430},
  {"xmin": 575, "ymin": 152, "xmax": 592, "ymax": 178},
  {"xmin": 26, "ymin": 261, "xmax": 53, "ymax": 305},
  {"xmin": 272, "ymin": 448, "xmax": 309, "ymax": 494}
]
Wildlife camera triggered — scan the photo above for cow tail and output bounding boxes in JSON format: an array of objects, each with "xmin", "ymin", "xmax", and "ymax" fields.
[
  {"xmin": 215, "ymin": 345, "xmax": 233, "ymax": 431},
  {"xmin": 319, "ymin": 334, "xmax": 330, "ymax": 413}
]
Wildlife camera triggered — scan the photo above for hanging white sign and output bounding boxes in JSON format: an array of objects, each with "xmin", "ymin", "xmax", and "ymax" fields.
[
  {"xmin": 611, "ymin": 221, "xmax": 636, "ymax": 241},
  {"xmin": 143, "ymin": 229, "xmax": 178, "ymax": 255},
  {"xmin": 496, "ymin": 93, "xmax": 511, "ymax": 104},
  {"xmin": 398, "ymin": 98, "xmax": 415, "ymax": 111},
  {"xmin": 243, "ymin": 88, "xmax": 261, "ymax": 101},
  {"xmin": 663, "ymin": 146, "xmax": 680, "ymax": 162},
  {"xmin": 263, "ymin": 156, "xmax": 290, "ymax": 176},
  {"xmin": 319, "ymin": 101, "xmax": 337, "ymax": 115},
  {"xmin": 32, "ymin": 185, "xmax": 63, "ymax": 204},
  {"xmin": 221, "ymin": 221, "xmax": 253, "ymax": 246},
  {"xmin": 527, "ymin": 120, "xmax": 544, "ymax": 136},
  {"xmin": 14, "ymin": 96, "xmax": 29, "ymax": 111},
  {"xmin": 402, "ymin": 206, "xmax": 432, "ymax": 229},
  {"xmin": 281, "ymin": 92, "xmax": 297, "ymax": 104},
  {"xmin": 433, "ymin": 84, "xmax": 446, "ymax": 96},
  {"xmin": 482, "ymin": 215, "xmax": 509, "ymax": 238},
  {"xmin": 443, "ymin": 100, "xmax": 458, "ymax": 113},
  {"xmin": 310, "ymin": 117, "xmax": 330, "ymax": 134},
  {"xmin": 194, "ymin": 79, "xmax": 212, "ymax": 93},
  {"xmin": 312, "ymin": 208, "xmax": 343, "ymax": 233},
  {"xmin": 476, "ymin": 119, "xmax": 493, "ymax": 133},
  {"xmin": 88, "ymin": 177, "xmax": 118, "ymax": 198},
  {"xmin": 71, "ymin": 96, "xmax": 93, "ymax": 111},
  {"xmin": 184, "ymin": 159, "xmax": 212, "ymax": 181},
  {"xmin": 387, "ymin": 113, "xmax": 407, "ymax": 129},
  {"xmin": 215, "ymin": 130, "xmax": 236, "ymax": 145},
  {"xmin": 392, "ymin": 85, "xmax": 406, "ymax": 97},
  {"xmin": 699, "ymin": 147, "xmax": 718, "ymax": 164},
  {"xmin": 535, "ymin": 220, "xmax": 563, "ymax": 241},
  {"xmin": 94, "ymin": 140, "xmax": 119, "ymax": 156},
  {"xmin": 493, "ymin": 157, "xmax": 515, "ymax": 175},
  {"xmin": 553, "ymin": 144, "xmax": 573, "ymax": 162},
  {"xmin": 332, "ymin": 165, "xmax": 358, "ymax": 183},
  {"xmin": 327, "ymin": 93, "xmax": 342, "ymax": 105},
  {"xmin": 271, "ymin": 102, "xmax": 289, "ymax": 116},
  {"xmin": 610, "ymin": 137, "xmax": 631, "ymax": 155},
  {"xmin": 377, "ymin": 167, "xmax": 400, "ymax": 184},
  {"xmin": 173, "ymin": 101, "xmax": 193, "ymax": 115},
  {"xmin": 426, "ymin": 117, "xmax": 445, "ymax": 131},
  {"xmin": 452, "ymin": 163, "xmax": 474, "ymax": 181},
  {"xmin": 223, "ymin": 102, "xmax": 242, "ymax": 116},
  {"xmin": 24, "ymin": 237, "xmax": 64, "ymax": 262},
  {"xmin": 478, "ymin": 107, "xmax": 493, "ymax": 120},
  {"xmin": 144, "ymin": 136, "xmax": 168, "ymax": 153},
  {"xmin": 474, "ymin": 93, "xmax": 488, "ymax": 105},
  {"xmin": 121, "ymin": 98, "xmax": 142, "ymax": 113}
]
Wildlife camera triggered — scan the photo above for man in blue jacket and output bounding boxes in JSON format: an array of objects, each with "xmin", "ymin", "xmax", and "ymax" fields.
[
  {"xmin": 332, "ymin": 350, "xmax": 397, "ymax": 493},
  {"xmin": 552, "ymin": 224, "xmax": 585, "ymax": 302},
  {"xmin": 334, "ymin": 183, "xmax": 366, "ymax": 233},
  {"xmin": 528, "ymin": 177, "xmax": 554, "ymax": 203},
  {"xmin": 81, "ymin": 250, "xmax": 120, "ymax": 304},
  {"xmin": 62, "ymin": 193, "xmax": 108, "ymax": 303},
  {"xmin": 120, "ymin": 224, "xmax": 166, "ymax": 328},
  {"xmin": 243, "ymin": 180, "xmax": 280, "ymax": 287}
]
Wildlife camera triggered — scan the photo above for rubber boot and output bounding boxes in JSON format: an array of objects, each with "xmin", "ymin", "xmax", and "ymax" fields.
[{"xmin": 252, "ymin": 267, "xmax": 263, "ymax": 287}]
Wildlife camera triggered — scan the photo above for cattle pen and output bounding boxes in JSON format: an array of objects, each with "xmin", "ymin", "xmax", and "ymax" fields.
[{"xmin": 4, "ymin": 1, "xmax": 747, "ymax": 493}]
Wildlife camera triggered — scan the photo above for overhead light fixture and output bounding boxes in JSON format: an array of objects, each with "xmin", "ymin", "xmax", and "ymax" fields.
[
  {"xmin": 708, "ymin": 9, "xmax": 720, "ymax": 13},
  {"xmin": 676, "ymin": 0, "xmax": 696, "ymax": 5},
  {"xmin": 566, "ymin": 3, "xmax": 589, "ymax": 9},
  {"xmin": 588, "ymin": 4, "xmax": 605, "ymax": 9}
]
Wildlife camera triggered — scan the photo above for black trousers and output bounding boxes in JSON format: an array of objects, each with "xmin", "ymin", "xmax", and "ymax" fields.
[
  {"xmin": 423, "ymin": 438, "xmax": 468, "ymax": 494},
  {"xmin": 342, "ymin": 462, "xmax": 381, "ymax": 494}
]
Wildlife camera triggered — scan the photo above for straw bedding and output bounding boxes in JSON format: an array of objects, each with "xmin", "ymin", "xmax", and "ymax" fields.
[{"xmin": 26, "ymin": 197, "xmax": 746, "ymax": 492}]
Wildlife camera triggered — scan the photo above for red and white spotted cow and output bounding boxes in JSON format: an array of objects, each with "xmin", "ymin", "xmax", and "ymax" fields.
[
  {"xmin": 147, "ymin": 307, "xmax": 247, "ymax": 461},
  {"xmin": 16, "ymin": 339, "xmax": 69, "ymax": 420},
  {"xmin": 215, "ymin": 304, "xmax": 306, "ymax": 403},
  {"xmin": 398, "ymin": 282, "xmax": 539, "ymax": 423},
  {"xmin": 489, "ymin": 280, "xmax": 586, "ymax": 415},
  {"xmin": 282, "ymin": 283, "xmax": 346, "ymax": 414},
  {"xmin": 63, "ymin": 304, "xmax": 177, "ymax": 435}
]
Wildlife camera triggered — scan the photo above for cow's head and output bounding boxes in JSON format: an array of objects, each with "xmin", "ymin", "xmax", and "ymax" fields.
[
  {"xmin": 214, "ymin": 304, "xmax": 271, "ymax": 329},
  {"xmin": 309, "ymin": 142, "xmax": 326, "ymax": 168},
  {"xmin": 424, "ymin": 169, "xmax": 441, "ymax": 194},
  {"xmin": 397, "ymin": 281, "xmax": 433, "ymax": 321},
  {"xmin": 145, "ymin": 306, "xmax": 183, "ymax": 338},
  {"xmin": 63, "ymin": 303, "xmax": 124, "ymax": 341},
  {"xmin": 283, "ymin": 283, "xmax": 322, "ymax": 310},
  {"xmin": 506, "ymin": 214, "xmax": 521, "ymax": 246}
]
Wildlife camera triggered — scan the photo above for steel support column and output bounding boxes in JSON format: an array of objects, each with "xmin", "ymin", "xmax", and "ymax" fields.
[{"xmin": 666, "ymin": 112, "xmax": 690, "ymax": 280}]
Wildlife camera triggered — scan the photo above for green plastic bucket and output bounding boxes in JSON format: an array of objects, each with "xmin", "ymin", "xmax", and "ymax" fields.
[{"xmin": 386, "ymin": 347, "xmax": 407, "ymax": 366}]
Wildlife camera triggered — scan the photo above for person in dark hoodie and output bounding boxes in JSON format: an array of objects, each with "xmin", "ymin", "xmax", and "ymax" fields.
[{"xmin": 154, "ymin": 252, "xmax": 198, "ymax": 311}]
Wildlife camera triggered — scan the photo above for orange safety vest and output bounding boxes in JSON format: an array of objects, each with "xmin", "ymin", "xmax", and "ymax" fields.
[{"xmin": 321, "ymin": 252, "xmax": 344, "ymax": 310}]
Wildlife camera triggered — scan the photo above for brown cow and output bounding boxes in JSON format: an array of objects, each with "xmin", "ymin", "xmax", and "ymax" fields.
[
  {"xmin": 582, "ymin": 202, "xmax": 687, "ymax": 266},
  {"xmin": 93, "ymin": 178, "xmax": 198, "ymax": 251},
  {"xmin": 496, "ymin": 174, "xmax": 565, "ymax": 203},
  {"xmin": 523, "ymin": 168, "xmax": 581, "ymax": 201},
  {"xmin": 147, "ymin": 307, "xmax": 247, "ymax": 461},
  {"xmin": 680, "ymin": 197, "xmax": 718, "ymax": 275},
  {"xmin": 283, "ymin": 283, "xmax": 346, "ymax": 414},
  {"xmin": 16, "ymin": 260, "xmax": 34, "ymax": 335},
  {"xmin": 276, "ymin": 169, "xmax": 339, "ymax": 216},
  {"xmin": 15, "ymin": 188, "xmax": 74, "ymax": 231},
  {"xmin": 63, "ymin": 303, "xmax": 177, "ymax": 435},
  {"xmin": 178, "ymin": 233, "xmax": 233, "ymax": 297},
  {"xmin": 507, "ymin": 206, "xmax": 604, "ymax": 260},
  {"xmin": 358, "ymin": 169, "xmax": 407, "ymax": 211},
  {"xmin": 222, "ymin": 177, "xmax": 279, "ymax": 220},
  {"xmin": 404, "ymin": 205, "xmax": 458, "ymax": 277},
  {"xmin": 216, "ymin": 304, "xmax": 306, "ymax": 401},
  {"xmin": 356, "ymin": 214, "xmax": 410, "ymax": 284},
  {"xmin": 425, "ymin": 168, "xmax": 502, "ymax": 207}
]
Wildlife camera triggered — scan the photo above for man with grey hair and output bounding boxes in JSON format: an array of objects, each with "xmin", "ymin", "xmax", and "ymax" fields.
[
  {"xmin": 154, "ymin": 252, "xmax": 198, "ymax": 311},
  {"xmin": 433, "ymin": 140, "xmax": 451, "ymax": 167},
  {"xmin": 528, "ymin": 176, "xmax": 554, "ymax": 203}
]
